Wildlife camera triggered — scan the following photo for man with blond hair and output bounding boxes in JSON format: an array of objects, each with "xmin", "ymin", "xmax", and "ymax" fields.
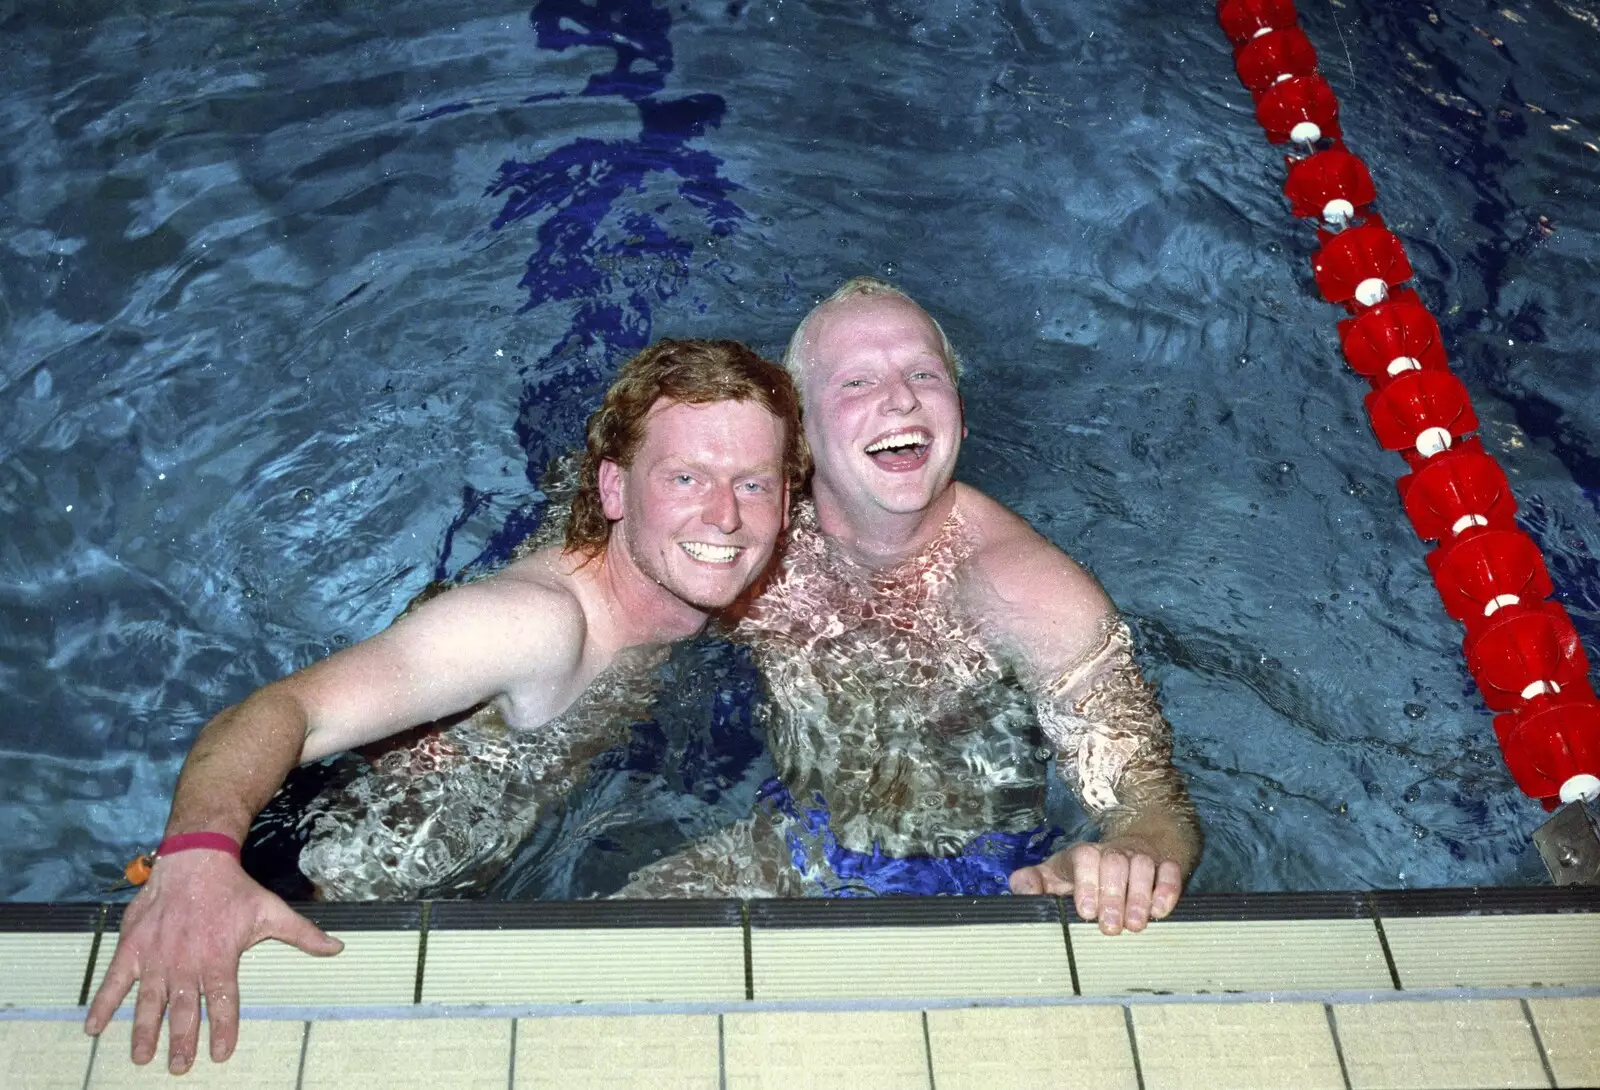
[
  {"xmin": 620, "ymin": 279, "xmax": 1203, "ymax": 932},
  {"xmin": 85, "ymin": 339, "xmax": 805, "ymax": 1075}
]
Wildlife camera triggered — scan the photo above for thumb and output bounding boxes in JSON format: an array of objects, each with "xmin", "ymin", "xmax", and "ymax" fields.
[
  {"xmin": 1008, "ymin": 864, "xmax": 1046, "ymax": 895},
  {"xmin": 264, "ymin": 903, "xmax": 344, "ymax": 957}
]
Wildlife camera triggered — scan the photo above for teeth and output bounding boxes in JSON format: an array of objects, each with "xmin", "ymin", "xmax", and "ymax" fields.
[
  {"xmin": 865, "ymin": 430, "xmax": 930, "ymax": 454},
  {"xmin": 680, "ymin": 542, "xmax": 739, "ymax": 563}
]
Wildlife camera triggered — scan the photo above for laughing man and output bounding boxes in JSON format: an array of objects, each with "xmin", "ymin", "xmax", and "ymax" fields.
[
  {"xmin": 620, "ymin": 279, "xmax": 1204, "ymax": 931},
  {"xmin": 84, "ymin": 339, "xmax": 805, "ymax": 1075}
]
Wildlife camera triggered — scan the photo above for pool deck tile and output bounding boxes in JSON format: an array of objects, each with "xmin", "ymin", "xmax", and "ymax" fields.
[
  {"xmin": 1381, "ymin": 915, "xmax": 1600, "ymax": 989},
  {"xmin": 0, "ymin": 1019, "xmax": 95, "ymax": 1090},
  {"xmin": 514, "ymin": 1013, "xmax": 720, "ymax": 1089},
  {"xmin": 89, "ymin": 931, "xmax": 420, "ymax": 1009},
  {"xmin": 750, "ymin": 923, "xmax": 1072, "ymax": 999},
  {"xmin": 86, "ymin": 1017, "xmax": 304, "ymax": 1089},
  {"xmin": 422, "ymin": 927, "xmax": 745, "ymax": 1004},
  {"xmin": 1071, "ymin": 919, "xmax": 1393, "ymax": 995},
  {"xmin": 300, "ymin": 1017, "xmax": 510, "ymax": 1090},
  {"xmin": 723, "ymin": 1010, "xmax": 930, "ymax": 1090},
  {"xmin": 1527, "ymin": 997, "xmax": 1600, "ymax": 1089},
  {"xmin": 925, "ymin": 1005, "xmax": 1137, "ymax": 1090},
  {"xmin": 1131, "ymin": 1001, "xmax": 1346, "ymax": 1090},
  {"xmin": 1333, "ymin": 998, "xmax": 1549, "ymax": 1090},
  {"xmin": 0, "ymin": 933, "xmax": 94, "ymax": 1007}
]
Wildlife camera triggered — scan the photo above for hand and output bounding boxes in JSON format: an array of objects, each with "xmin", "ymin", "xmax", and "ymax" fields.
[
  {"xmin": 1008, "ymin": 840, "xmax": 1184, "ymax": 935},
  {"xmin": 83, "ymin": 850, "xmax": 343, "ymax": 1073}
]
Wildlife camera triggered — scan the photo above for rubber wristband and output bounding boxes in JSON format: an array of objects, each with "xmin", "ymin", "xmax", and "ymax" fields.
[{"xmin": 155, "ymin": 832, "xmax": 242, "ymax": 859}]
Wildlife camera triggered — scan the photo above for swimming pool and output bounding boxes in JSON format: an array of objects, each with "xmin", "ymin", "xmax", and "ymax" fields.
[{"xmin": 2, "ymin": 0, "xmax": 1596, "ymax": 902}]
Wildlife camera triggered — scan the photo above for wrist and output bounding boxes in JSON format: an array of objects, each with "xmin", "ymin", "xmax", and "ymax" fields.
[{"xmin": 157, "ymin": 831, "xmax": 243, "ymax": 860}]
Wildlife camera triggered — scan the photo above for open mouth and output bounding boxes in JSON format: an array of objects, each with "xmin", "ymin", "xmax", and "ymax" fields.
[
  {"xmin": 863, "ymin": 428, "xmax": 932, "ymax": 471},
  {"xmin": 679, "ymin": 541, "xmax": 741, "ymax": 565}
]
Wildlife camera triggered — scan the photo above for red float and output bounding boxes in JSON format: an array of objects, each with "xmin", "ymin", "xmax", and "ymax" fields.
[
  {"xmin": 1364, "ymin": 369, "xmax": 1478, "ymax": 461},
  {"xmin": 1235, "ymin": 27, "xmax": 1319, "ymax": 97},
  {"xmin": 1217, "ymin": 0, "xmax": 1301, "ymax": 45},
  {"xmin": 1284, "ymin": 147, "xmax": 1377, "ymax": 222},
  {"xmin": 1494, "ymin": 699, "xmax": 1600, "ymax": 803},
  {"xmin": 1464, "ymin": 601, "xmax": 1591, "ymax": 712},
  {"xmin": 1426, "ymin": 528, "xmax": 1554, "ymax": 629},
  {"xmin": 1337, "ymin": 290, "xmax": 1448, "ymax": 385},
  {"xmin": 1255, "ymin": 74, "xmax": 1341, "ymax": 144},
  {"xmin": 1313, "ymin": 217, "xmax": 1413, "ymax": 309},
  {"xmin": 1396, "ymin": 441, "xmax": 1518, "ymax": 541}
]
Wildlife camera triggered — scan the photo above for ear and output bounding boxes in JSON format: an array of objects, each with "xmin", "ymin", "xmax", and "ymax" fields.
[
  {"xmin": 779, "ymin": 480, "xmax": 791, "ymax": 534},
  {"xmin": 598, "ymin": 459, "xmax": 625, "ymax": 521},
  {"xmin": 960, "ymin": 393, "xmax": 968, "ymax": 441}
]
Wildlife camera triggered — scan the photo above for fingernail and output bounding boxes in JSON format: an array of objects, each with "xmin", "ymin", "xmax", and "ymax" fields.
[{"xmin": 1127, "ymin": 911, "xmax": 1145, "ymax": 927}]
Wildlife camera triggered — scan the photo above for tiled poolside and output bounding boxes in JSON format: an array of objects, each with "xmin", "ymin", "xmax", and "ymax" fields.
[{"xmin": 3, "ymin": 890, "xmax": 1598, "ymax": 1089}]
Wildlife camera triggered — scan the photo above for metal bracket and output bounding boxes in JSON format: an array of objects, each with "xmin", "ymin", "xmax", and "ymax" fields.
[{"xmin": 1532, "ymin": 800, "xmax": 1600, "ymax": 886}]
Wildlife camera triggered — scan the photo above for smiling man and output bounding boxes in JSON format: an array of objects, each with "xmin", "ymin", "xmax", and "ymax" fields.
[
  {"xmin": 620, "ymin": 279, "xmax": 1204, "ymax": 931},
  {"xmin": 85, "ymin": 338, "xmax": 805, "ymax": 1074}
]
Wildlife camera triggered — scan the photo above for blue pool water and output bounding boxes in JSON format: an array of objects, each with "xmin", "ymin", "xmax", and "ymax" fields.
[{"xmin": 1, "ymin": 0, "xmax": 1597, "ymax": 901}]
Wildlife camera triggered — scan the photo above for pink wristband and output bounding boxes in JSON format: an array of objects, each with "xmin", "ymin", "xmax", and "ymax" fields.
[{"xmin": 156, "ymin": 832, "xmax": 242, "ymax": 859}]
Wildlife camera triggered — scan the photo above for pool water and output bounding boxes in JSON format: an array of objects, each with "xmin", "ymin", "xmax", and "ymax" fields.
[{"xmin": 2, "ymin": 0, "xmax": 1597, "ymax": 901}]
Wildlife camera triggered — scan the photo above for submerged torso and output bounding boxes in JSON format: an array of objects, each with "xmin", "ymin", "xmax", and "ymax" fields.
[{"xmin": 734, "ymin": 499, "xmax": 1052, "ymax": 860}]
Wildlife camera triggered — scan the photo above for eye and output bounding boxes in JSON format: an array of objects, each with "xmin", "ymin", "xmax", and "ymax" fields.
[
  {"xmin": 841, "ymin": 378, "xmax": 868, "ymax": 389},
  {"xmin": 672, "ymin": 473, "xmax": 696, "ymax": 486},
  {"xmin": 910, "ymin": 369, "xmax": 940, "ymax": 381},
  {"xmin": 739, "ymin": 480, "xmax": 770, "ymax": 494}
]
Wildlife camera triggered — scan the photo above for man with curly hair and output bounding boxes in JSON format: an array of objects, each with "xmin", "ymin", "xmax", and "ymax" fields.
[{"xmin": 85, "ymin": 338, "xmax": 804, "ymax": 1075}]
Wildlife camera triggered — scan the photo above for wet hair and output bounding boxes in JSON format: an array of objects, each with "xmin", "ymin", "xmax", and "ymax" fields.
[
  {"xmin": 781, "ymin": 275, "xmax": 965, "ymax": 385},
  {"xmin": 565, "ymin": 338, "xmax": 808, "ymax": 559}
]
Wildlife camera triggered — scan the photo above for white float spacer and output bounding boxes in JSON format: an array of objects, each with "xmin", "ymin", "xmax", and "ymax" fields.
[
  {"xmin": 1560, "ymin": 774, "xmax": 1600, "ymax": 804},
  {"xmin": 1324, "ymin": 198, "xmax": 1355, "ymax": 225},
  {"xmin": 1274, "ymin": 71, "xmax": 1294, "ymax": 84},
  {"xmin": 1483, "ymin": 594, "xmax": 1520, "ymax": 617},
  {"xmin": 1387, "ymin": 355, "xmax": 1422, "ymax": 376},
  {"xmin": 1415, "ymin": 427, "xmax": 1453, "ymax": 458},
  {"xmin": 1354, "ymin": 277, "xmax": 1389, "ymax": 306},
  {"xmin": 1253, "ymin": 26, "xmax": 1273, "ymax": 38},
  {"xmin": 1450, "ymin": 514, "xmax": 1489, "ymax": 535},
  {"xmin": 1521, "ymin": 680, "xmax": 1561, "ymax": 700},
  {"xmin": 1290, "ymin": 121, "xmax": 1322, "ymax": 144}
]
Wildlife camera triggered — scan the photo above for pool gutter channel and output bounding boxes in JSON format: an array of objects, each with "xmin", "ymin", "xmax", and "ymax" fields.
[{"xmin": 7, "ymin": 885, "xmax": 1596, "ymax": 1022}]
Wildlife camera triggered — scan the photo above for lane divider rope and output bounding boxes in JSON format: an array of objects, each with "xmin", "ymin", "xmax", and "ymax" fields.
[{"xmin": 1215, "ymin": 0, "xmax": 1600, "ymax": 808}]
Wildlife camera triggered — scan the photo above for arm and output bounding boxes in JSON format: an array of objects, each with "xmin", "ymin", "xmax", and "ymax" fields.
[
  {"xmin": 961, "ymin": 492, "xmax": 1201, "ymax": 932},
  {"xmin": 85, "ymin": 569, "xmax": 587, "ymax": 1072}
]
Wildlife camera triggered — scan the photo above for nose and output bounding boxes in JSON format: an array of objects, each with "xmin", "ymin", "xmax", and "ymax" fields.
[
  {"xmin": 882, "ymin": 372, "xmax": 919, "ymax": 414},
  {"xmin": 701, "ymin": 482, "xmax": 742, "ymax": 535}
]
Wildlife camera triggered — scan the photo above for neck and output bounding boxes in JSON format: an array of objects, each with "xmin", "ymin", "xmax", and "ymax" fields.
[
  {"xmin": 585, "ymin": 545, "xmax": 711, "ymax": 648},
  {"xmin": 809, "ymin": 480, "xmax": 959, "ymax": 568}
]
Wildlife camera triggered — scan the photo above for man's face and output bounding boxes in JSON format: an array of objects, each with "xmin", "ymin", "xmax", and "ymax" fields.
[
  {"xmin": 798, "ymin": 294, "xmax": 964, "ymax": 519},
  {"xmin": 600, "ymin": 398, "xmax": 789, "ymax": 612}
]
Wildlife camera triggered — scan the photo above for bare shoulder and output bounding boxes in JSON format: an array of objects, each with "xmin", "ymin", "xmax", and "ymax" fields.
[
  {"xmin": 385, "ymin": 546, "xmax": 588, "ymax": 667},
  {"xmin": 952, "ymin": 483, "xmax": 1116, "ymax": 670}
]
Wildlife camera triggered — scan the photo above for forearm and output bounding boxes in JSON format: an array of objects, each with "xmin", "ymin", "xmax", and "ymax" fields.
[
  {"xmin": 163, "ymin": 684, "xmax": 311, "ymax": 842},
  {"xmin": 1036, "ymin": 619, "xmax": 1204, "ymax": 877}
]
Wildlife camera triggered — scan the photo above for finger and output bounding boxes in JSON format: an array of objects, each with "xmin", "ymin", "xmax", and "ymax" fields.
[
  {"xmin": 1096, "ymin": 850, "xmax": 1131, "ymax": 935},
  {"xmin": 1008, "ymin": 865, "xmax": 1045, "ymax": 896},
  {"xmin": 1071, "ymin": 844, "xmax": 1102, "ymax": 921},
  {"xmin": 85, "ymin": 951, "xmax": 139, "ymax": 1036},
  {"xmin": 1123, "ymin": 854, "xmax": 1158, "ymax": 932},
  {"xmin": 165, "ymin": 983, "xmax": 202, "ymax": 1075},
  {"xmin": 268, "ymin": 904, "xmax": 344, "ymax": 957},
  {"xmin": 129, "ymin": 979, "xmax": 168, "ymax": 1065},
  {"xmin": 1151, "ymin": 861, "xmax": 1185, "ymax": 919},
  {"xmin": 204, "ymin": 969, "xmax": 242, "ymax": 1064}
]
